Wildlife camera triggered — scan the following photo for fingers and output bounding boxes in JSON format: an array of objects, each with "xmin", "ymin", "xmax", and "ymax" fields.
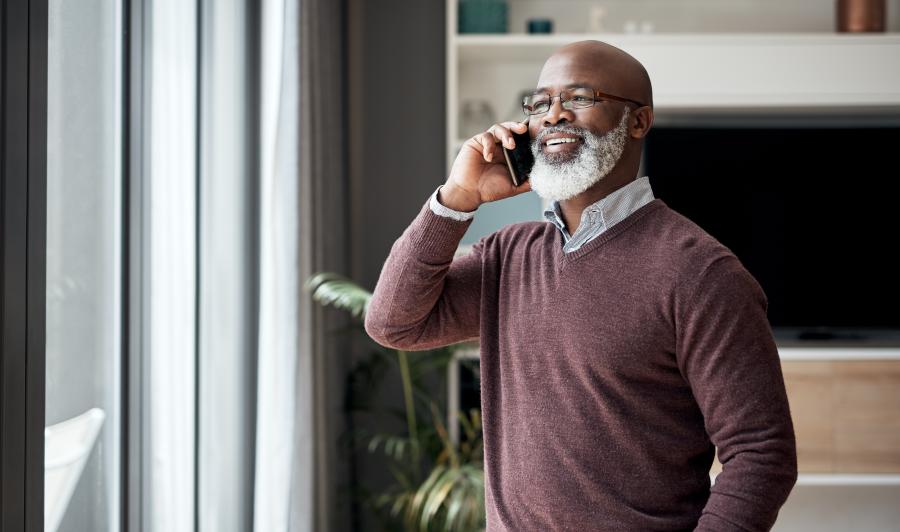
[
  {"xmin": 495, "ymin": 122, "xmax": 528, "ymax": 149},
  {"xmin": 479, "ymin": 122, "xmax": 528, "ymax": 162},
  {"xmin": 477, "ymin": 132, "xmax": 496, "ymax": 162}
]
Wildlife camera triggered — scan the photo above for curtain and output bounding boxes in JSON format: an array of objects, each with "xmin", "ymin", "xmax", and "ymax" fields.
[
  {"xmin": 197, "ymin": 0, "xmax": 258, "ymax": 531},
  {"xmin": 140, "ymin": 0, "xmax": 349, "ymax": 529},
  {"xmin": 148, "ymin": 0, "xmax": 198, "ymax": 530},
  {"xmin": 254, "ymin": 0, "xmax": 350, "ymax": 530},
  {"xmin": 253, "ymin": 0, "xmax": 301, "ymax": 528}
]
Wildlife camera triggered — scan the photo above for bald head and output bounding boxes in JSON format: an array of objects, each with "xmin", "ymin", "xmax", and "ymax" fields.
[
  {"xmin": 526, "ymin": 40, "xmax": 655, "ymax": 207},
  {"xmin": 538, "ymin": 40, "xmax": 653, "ymax": 110}
]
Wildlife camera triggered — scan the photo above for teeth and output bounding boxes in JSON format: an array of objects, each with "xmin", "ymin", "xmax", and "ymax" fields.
[{"xmin": 546, "ymin": 137, "xmax": 580, "ymax": 146}]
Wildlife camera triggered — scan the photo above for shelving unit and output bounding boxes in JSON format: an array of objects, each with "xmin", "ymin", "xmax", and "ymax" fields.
[
  {"xmin": 445, "ymin": 1, "xmax": 900, "ymax": 527},
  {"xmin": 447, "ymin": 8, "xmax": 900, "ymax": 246},
  {"xmin": 447, "ymin": 30, "xmax": 900, "ymax": 169}
]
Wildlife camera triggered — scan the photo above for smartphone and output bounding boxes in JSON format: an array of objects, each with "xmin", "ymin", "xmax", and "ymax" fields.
[{"xmin": 502, "ymin": 121, "xmax": 534, "ymax": 187}]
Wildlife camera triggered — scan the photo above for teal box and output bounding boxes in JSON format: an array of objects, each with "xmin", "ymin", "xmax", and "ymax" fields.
[{"xmin": 458, "ymin": 0, "xmax": 508, "ymax": 34}]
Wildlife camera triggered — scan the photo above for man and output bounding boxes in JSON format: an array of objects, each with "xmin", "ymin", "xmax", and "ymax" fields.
[{"xmin": 365, "ymin": 40, "xmax": 797, "ymax": 531}]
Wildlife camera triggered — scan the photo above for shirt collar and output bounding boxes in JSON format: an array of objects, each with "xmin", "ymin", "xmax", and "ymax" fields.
[{"xmin": 543, "ymin": 175, "xmax": 654, "ymax": 239}]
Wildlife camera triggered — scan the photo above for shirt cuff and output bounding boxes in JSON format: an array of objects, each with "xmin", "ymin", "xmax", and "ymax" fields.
[{"xmin": 429, "ymin": 185, "xmax": 477, "ymax": 221}]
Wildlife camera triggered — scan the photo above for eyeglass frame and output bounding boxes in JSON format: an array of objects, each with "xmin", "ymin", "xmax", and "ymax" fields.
[{"xmin": 522, "ymin": 86, "xmax": 647, "ymax": 116}]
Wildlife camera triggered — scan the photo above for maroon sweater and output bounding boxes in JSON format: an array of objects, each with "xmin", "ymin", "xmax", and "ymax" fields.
[{"xmin": 365, "ymin": 194, "xmax": 797, "ymax": 531}]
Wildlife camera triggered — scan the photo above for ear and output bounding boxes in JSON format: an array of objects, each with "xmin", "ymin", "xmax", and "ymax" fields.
[{"xmin": 630, "ymin": 106, "xmax": 654, "ymax": 139}]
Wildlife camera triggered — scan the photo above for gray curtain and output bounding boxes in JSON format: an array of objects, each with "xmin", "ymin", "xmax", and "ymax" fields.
[
  {"xmin": 253, "ymin": 0, "xmax": 351, "ymax": 530},
  {"xmin": 296, "ymin": 0, "xmax": 352, "ymax": 528}
]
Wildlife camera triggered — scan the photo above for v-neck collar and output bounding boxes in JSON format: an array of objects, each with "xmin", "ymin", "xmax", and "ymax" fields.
[
  {"xmin": 544, "ymin": 175, "xmax": 655, "ymax": 253},
  {"xmin": 554, "ymin": 198, "xmax": 665, "ymax": 268}
]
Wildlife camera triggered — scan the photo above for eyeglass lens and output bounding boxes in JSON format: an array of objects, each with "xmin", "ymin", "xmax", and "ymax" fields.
[{"xmin": 523, "ymin": 87, "xmax": 596, "ymax": 115}]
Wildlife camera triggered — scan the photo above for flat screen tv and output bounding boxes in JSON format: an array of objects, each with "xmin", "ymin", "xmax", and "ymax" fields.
[{"xmin": 644, "ymin": 126, "xmax": 900, "ymax": 345}]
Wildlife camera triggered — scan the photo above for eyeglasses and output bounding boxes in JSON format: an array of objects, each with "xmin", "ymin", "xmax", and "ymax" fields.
[{"xmin": 522, "ymin": 86, "xmax": 646, "ymax": 116}]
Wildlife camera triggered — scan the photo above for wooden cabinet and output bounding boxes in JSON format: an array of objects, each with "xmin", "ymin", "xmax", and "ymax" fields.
[
  {"xmin": 710, "ymin": 359, "xmax": 900, "ymax": 476},
  {"xmin": 788, "ymin": 360, "xmax": 900, "ymax": 473}
]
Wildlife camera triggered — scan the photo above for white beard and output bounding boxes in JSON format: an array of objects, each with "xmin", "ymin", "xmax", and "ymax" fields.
[{"xmin": 528, "ymin": 107, "xmax": 631, "ymax": 202}]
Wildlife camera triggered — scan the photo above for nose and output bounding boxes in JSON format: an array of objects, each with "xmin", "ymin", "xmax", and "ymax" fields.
[{"xmin": 542, "ymin": 96, "xmax": 575, "ymax": 127}]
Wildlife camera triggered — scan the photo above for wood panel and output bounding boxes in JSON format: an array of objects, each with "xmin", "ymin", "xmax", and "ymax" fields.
[{"xmin": 710, "ymin": 360, "xmax": 900, "ymax": 474}]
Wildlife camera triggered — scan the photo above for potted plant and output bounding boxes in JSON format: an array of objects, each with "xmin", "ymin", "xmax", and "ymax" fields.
[{"xmin": 305, "ymin": 272, "xmax": 485, "ymax": 531}]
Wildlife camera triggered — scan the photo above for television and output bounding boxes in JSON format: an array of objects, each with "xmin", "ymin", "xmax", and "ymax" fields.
[{"xmin": 644, "ymin": 125, "xmax": 900, "ymax": 345}]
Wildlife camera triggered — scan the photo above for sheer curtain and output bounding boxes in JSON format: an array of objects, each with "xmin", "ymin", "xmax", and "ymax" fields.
[
  {"xmin": 253, "ymin": 0, "xmax": 302, "ymax": 528},
  {"xmin": 196, "ymin": 0, "xmax": 258, "ymax": 531},
  {"xmin": 146, "ymin": 1, "xmax": 198, "ymax": 530},
  {"xmin": 134, "ymin": 0, "xmax": 348, "ymax": 529},
  {"xmin": 254, "ymin": 0, "xmax": 350, "ymax": 530}
]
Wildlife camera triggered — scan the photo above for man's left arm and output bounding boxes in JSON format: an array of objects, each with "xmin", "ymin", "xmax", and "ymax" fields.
[{"xmin": 676, "ymin": 255, "xmax": 798, "ymax": 532}]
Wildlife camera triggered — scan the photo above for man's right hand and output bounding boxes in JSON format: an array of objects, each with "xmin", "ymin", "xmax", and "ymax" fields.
[{"xmin": 439, "ymin": 121, "xmax": 534, "ymax": 212}]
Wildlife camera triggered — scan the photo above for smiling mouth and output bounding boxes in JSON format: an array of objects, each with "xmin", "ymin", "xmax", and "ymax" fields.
[
  {"xmin": 545, "ymin": 137, "xmax": 581, "ymax": 146},
  {"xmin": 542, "ymin": 137, "xmax": 583, "ymax": 155}
]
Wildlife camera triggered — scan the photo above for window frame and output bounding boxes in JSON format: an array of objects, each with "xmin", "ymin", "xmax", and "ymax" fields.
[{"xmin": 0, "ymin": 0, "xmax": 49, "ymax": 529}]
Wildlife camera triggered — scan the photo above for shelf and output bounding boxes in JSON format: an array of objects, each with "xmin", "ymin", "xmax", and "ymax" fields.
[
  {"xmin": 779, "ymin": 347, "xmax": 900, "ymax": 361},
  {"xmin": 450, "ymin": 32, "xmax": 900, "ymax": 118},
  {"xmin": 452, "ymin": 345, "xmax": 900, "ymax": 361},
  {"xmin": 454, "ymin": 32, "xmax": 900, "ymax": 48},
  {"xmin": 711, "ymin": 473, "xmax": 900, "ymax": 486}
]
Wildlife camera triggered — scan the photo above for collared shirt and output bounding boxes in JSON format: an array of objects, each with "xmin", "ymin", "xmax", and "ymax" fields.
[
  {"xmin": 429, "ymin": 175, "xmax": 655, "ymax": 254},
  {"xmin": 543, "ymin": 175, "xmax": 655, "ymax": 253}
]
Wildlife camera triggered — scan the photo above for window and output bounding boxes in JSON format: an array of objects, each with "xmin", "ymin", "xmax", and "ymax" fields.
[{"xmin": 44, "ymin": 1, "xmax": 124, "ymax": 530}]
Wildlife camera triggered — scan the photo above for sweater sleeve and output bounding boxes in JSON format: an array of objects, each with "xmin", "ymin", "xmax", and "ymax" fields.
[
  {"xmin": 676, "ymin": 255, "xmax": 798, "ymax": 532},
  {"xmin": 364, "ymin": 195, "xmax": 485, "ymax": 351},
  {"xmin": 429, "ymin": 184, "xmax": 478, "ymax": 221}
]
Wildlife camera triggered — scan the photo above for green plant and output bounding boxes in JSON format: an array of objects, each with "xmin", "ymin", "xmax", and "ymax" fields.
[{"xmin": 305, "ymin": 272, "xmax": 486, "ymax": 532}]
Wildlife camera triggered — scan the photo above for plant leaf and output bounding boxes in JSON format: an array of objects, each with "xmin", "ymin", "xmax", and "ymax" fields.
[{"xmin": 305, "ymin": 272, "xmax": 372, "ymax": 321}]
